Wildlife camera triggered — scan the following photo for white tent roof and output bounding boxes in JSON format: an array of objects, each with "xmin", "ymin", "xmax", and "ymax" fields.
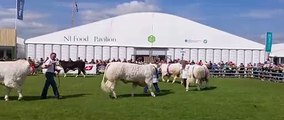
[
  {"xmin": 25, "ymin": 12, "xmax": 264, "ymax": 50},
  {"xmin": 270, "ymin": 43, "xmax": 284, "ymax": 57}
]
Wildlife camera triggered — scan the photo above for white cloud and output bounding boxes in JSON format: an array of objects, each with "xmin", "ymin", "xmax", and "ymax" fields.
[
  {"xmin": 0, "ymin": 8, "xmax": 57, "ymax": 38},
  {"xmin": 114, "ymin": 1, "xmax": 160, "ymax": 14},
  {"xmin": 78, "ymin": 0, "xmax": 161, "ymax": 24},
  {"xmin": 240, "ymin": 9, "xmax": 284, "ymax": 19},
  {"xmin": 0, "ymin": 8, "xmax": 15, "ymax": 17}
]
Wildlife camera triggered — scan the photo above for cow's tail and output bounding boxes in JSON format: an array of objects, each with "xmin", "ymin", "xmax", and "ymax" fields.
[{"xmin": 101, "ymin": 63, "xmax": 111, "ymax": 93}]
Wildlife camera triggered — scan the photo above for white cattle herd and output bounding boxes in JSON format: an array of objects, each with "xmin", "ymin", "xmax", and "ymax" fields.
[
  {"xmin": 100, "ymin": 62, "xmax": 210, "ymax": 98},
  {"xmin": 0, "ymin": 59, "xmax": 210, "ymax": 101}
]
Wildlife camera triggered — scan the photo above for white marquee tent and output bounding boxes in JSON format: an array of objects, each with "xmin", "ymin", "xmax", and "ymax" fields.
[
  {"xmin": 270, "ymin": 43, "xmax": 284, "ymax": 64},
  {"xmin": 25, "ymin": 12, "xmax": 265, "ymax": 65}
]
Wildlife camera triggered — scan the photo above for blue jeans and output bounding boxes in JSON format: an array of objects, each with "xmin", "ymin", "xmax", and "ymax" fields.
[
  {"xmin": 144, "ymin": 83, "xmax": 160, "ymax": 93},
  {"xmin": 41, "ymin": 72, "xmax": 60, "ymax": 98}
]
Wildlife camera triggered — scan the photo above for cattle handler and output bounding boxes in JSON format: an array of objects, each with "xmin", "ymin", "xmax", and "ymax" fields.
[
  {"xmin": 144, "ymin": 66, "xmax": 160, "ymax": 94},
  {"xmin": 40, "ymin": 52, "xmax": 62, "ymax": 99}
]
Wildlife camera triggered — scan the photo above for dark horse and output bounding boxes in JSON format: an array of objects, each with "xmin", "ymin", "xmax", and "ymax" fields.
[{"xmin": 59, "ymin": 60, "xmax": 86, "ymax": 77}]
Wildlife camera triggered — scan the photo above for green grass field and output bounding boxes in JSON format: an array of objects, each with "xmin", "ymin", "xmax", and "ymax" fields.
[{"xmin": 1, "ymin": 75, "xmax": 284, "ymax": 120}]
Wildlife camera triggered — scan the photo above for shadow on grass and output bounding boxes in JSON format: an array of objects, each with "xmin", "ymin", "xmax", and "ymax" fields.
[
  {"xmin": 161, "ymin": 80, "xmax": 185, "ymax": 85},
  {"xmin": 1, "ymin": 93, "xmax": 92, "ymax": 101},
  {"xmin": 57, "ymin": 75, "xmax": 95, "ymax": 78},
  {"xmin": 116, "ymin": 89, "xmax": 174, "ymax": 98},
  {"xmin": 190, "ymin": 86, "xmax": 217, "ymax": 91}
]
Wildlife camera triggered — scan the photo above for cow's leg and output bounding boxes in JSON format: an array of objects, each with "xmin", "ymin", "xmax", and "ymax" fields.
[
  {"xmin": 172, "ymin": 75, "xmax": 177, "ymax": 84},
  {"xmin": 76, "ymin": 69, "xmax": 81, "ymax": 77},
  {"xmin": 196, "ymin": 79, "xmax": 201, "ymax": 91},
  {"xmin": 200, "ymin": 80, "xmax": 205, "ymax": 89},
  {"xmin": 112, "ymin": 91, "xmax": 117, "ymax": 99},
  {"xmin": 110, "ymin": 82, "xmax": 117, "ymax": 99},
  {"xmin": 180, "ymin": 78, "xmax": 184, "ymax": 85},
  {"xmin": 16, "ymin": 86, "xmax": 23, "ymax": 101},
  {"xmin": 64, "ymin": 69, "xmax": 68, "ymax": 77},
  {"xmin": 81, "ymin": 69, "xmax": 86, "ymax": 78},
  {"xmin": 161, "ymin": 74, "xmax": 166, "ymax": 82},
  {"xmin": 201, "ymin": 79, "xmax": 208, "ymax": 89},
  {"xmin": 4, "ymin": 86, "xmax": 12, "ymax": 101},
  {"xmin": 205, "ymin": 80, "xmax": 208, "ymax": 89},
  {"xmin": 131, "ymin": 83, "xmax": 137, "ymax": 97},
  {"xmin": 147, "ymin": 82, "xmax": 156, "ymax": 97}
]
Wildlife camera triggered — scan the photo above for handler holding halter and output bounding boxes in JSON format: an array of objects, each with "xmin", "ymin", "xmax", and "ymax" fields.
[{"xmin": 40, "ymin": 52, "xmax": 61, "ymax": 99}]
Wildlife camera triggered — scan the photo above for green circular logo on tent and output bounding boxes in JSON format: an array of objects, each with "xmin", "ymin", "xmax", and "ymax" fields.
[{"xmin": 148, "ymin": 35, "xmax": 156, "ymax": 43}]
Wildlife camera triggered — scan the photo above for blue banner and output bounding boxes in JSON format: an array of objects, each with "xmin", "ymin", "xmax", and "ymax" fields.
[
  {"xmin": 17, "ymin": 0, "xmax": 25, "ymax": 20},
  {"xmin": 265, "ymin": 32, "xmax": 273, "ymax": 53}
]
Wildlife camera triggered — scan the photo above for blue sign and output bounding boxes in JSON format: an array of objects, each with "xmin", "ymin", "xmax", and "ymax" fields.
[
  {"xmin": 17, "ymin": 0, "xmax": 25, "ymax": 20},
  {"xmin": 265, "ymin": 32, "xmax": 273, "ymax": 52}
]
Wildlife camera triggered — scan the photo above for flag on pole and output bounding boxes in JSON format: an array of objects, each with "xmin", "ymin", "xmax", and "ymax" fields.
[
  {"xmin": 75, "ymin": 0, "xmax": 79, "ymax": 12},
  {"xmin": 17, "ymin": 0, "xmax": 25, "ymax": 20}
]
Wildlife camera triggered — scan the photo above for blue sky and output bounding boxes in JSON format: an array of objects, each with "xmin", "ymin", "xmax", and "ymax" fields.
[{"xmin": 0, "ymin": 0, "xmax": 283, "ymax": 44}]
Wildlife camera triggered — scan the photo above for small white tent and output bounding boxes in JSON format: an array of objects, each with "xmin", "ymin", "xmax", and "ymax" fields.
[
  {"xmin": 270, "ymin": 43, "xmax": 284, "ymax": 57},
  {"xmin": 270, "ymin": 43, "xmax": 284, "ymax": 64}
]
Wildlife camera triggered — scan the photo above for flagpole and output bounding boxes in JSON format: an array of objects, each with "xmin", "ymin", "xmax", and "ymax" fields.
[
  {"xmin": 71, "ymin": 0, "xmax": 75, "ymax": 27},
  {"xmin": 14, "ymin": 0, "xmax": 18, "ymax": 59},
  {"xmin": 15, "ymin": 0, "xmax": 17, "ymax": 30}
]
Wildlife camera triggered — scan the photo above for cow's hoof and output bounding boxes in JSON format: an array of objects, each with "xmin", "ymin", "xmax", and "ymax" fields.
[
  {"xmin": 186, "ymin": 89, "xmax": 189, "ymax": 92},
  {"xmin": 4, "ymin": 96, "xmax": 9, "ymax": 101},
  {"xmin": 18, "ymin": 97, "xmax": 23, "ymax": 101},
  {"xmin": 75, "ymin": 75, "xmax": 78, "ymax": 77},
  {"xmin": 150, "ymin": 92, "xmax": 156, "ymax": 97}
]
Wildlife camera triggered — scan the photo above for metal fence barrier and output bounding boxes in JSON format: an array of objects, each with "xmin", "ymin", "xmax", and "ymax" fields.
[{"xmin": 209, "ymin": 68, "xmax": 284, "ymax": 83}]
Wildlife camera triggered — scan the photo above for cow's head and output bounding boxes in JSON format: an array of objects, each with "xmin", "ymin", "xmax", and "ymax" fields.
[
  {"xmin": 27, "ymin": 59, "xmax": 41, "ymax": 67},
  {"xmin": 203, "ymin": 62, "xmax": 211, "ymax": 69},
  {"xmin": 26, "ymin": 59, "xmax": 41, "ymax": 73}
]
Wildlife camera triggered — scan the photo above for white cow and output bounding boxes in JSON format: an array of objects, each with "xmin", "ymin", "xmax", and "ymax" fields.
[
  {"xmin": 160, "ymin": 63, "xmax": 182, "ymax": 84},
  {"xmin": 0, "ymin": 60, "xmax": 33, "ymax": 101},
  {"xmin": 100, "ymin": 62, "xmax": 157, "ymax": 99},
  {"xmin": 186, "ymin": 64, "xmax": 209, "ymax": 91}
]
